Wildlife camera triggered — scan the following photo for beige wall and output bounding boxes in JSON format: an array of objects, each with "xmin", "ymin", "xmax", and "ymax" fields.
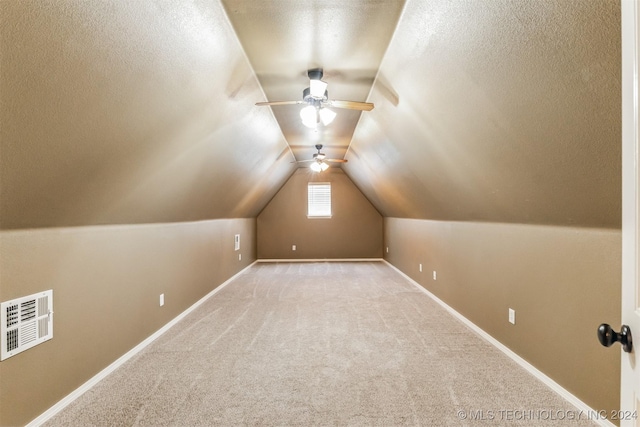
[
  {"xmin": 257, "ymin": 168, "xmax": 382, "ymax": 259},
  {"xmin": 384, "ymin": 217, "xmax": 621, "ymax": 416},
  {"xmin": 0, "ymin": 219, "xmax": 255, "ymax": 427}
]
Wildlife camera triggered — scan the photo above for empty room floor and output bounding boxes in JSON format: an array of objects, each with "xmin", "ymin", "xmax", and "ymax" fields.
[{"xmin": 45, "ymin": 262, "xmax": 598, "ymax": 426}]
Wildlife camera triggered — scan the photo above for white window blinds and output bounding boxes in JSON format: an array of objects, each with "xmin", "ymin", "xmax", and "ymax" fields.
[{"xmin": 308, "ymin": 183, "xmax": 331, "ymax": 217}]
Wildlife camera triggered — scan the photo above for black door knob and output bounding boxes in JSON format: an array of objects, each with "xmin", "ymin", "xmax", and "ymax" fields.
[{"xmin": 597, "ymin": 323, "xmax": 633, "ymax": 353}]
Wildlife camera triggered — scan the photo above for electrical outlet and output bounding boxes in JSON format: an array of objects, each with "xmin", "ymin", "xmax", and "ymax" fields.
[
  {"xmin": 386, "ymin": 247, "xmax": 389, "ymax": 253},
  {"xmin": 509, "ymin": 308, "xmax": 516, "ymax": 324},
  {"xmin": 433, "ymin": 271, "xmax": 437, "ymax": 280},
  {"xmin": 419, "ymin": 263, "xmax": 422, "ymax": 272},
  {"xmin": 159, "ymin": 294, "xmax": 164, "ymax": 307},
  {"xmin": 292, "ymin": 245, "xmax": 296, "ymax": 251},
  {"xmin": 238, "ymin": 253, "xmax": 242, "ymax": 261}
]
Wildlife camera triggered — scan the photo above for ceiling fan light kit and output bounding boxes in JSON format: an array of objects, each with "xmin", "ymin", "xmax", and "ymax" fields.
[
  {"xmin": 300, "ymin": 105, "xmax": 318, "ymax": 128},
  {"xmin": 319, "ymin": 108, "xmax": 336, "ymax": 125},
  {"xmin": 300, "ymin": 105, "xmax": 336, "ymax": 128},
  {"xmin": 310, "ymin": 161, "xmax": 329, "ymax": 172}
]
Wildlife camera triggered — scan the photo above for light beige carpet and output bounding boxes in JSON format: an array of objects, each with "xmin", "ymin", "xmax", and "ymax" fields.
[{"xmin": 45, "ymin": 262, "xmax": 598, "ymax": 426}]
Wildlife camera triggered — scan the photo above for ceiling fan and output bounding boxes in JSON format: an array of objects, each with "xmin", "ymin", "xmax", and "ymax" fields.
[
  {"xmin": 255, "ymin": 68, "xmax": 374, "ymax": 128},
  {"xmin": 293, "ymin": 144, "xmax": 348, "ymax": 171}
]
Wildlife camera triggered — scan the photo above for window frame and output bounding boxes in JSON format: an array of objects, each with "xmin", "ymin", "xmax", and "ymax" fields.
[{"xmin": 307, "ymin": 182, "xmax": 332, "ymax": 218}]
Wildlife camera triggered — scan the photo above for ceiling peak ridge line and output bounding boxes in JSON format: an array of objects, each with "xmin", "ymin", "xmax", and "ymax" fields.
[
  {"xmin": 344, "ymin": 0, "xmax": 409, "ymax": 161},
  {"xmin": 257, "ymin": 258, "xmax": 384, "ymax": 263},
  {"xmin": 218, "ymin": 0, "xmax": 295, "ymax": 162},
  {"xmin": 366, "ymin": 0, "xmax": 411, "ymax": 98}
]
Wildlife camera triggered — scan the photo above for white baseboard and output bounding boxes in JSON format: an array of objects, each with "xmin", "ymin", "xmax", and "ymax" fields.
[
  {"xmin": 30, "ymin": 259, "xmax": 613, "ymax": 427},
  {"xmin": 383, "ymin": 260, "xmax": 615, "ymax": 427},
  {"xmin": 26, "ymin": 261, "xmax": 257, "ymax": 427},
  {"xmin": 257, "ymin": 258, "xmax": 384, "ymax": 263}
]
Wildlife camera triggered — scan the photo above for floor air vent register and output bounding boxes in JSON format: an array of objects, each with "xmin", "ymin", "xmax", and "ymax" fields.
[{"xmin": 1, "ymin": 290, "xmax": 53, "ymax": 361}]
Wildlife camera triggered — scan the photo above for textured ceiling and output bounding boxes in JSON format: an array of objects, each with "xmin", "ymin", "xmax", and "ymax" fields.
[
  {"xmin": 344, "ymin": 0, "xmax": 621, "ymax": 227},
  {"xmin": 0, "ymin": 0, "xmax": 621, "ymax": 229},
  {"xmin": 1, "ymin": 0, "xmax": 296, "ymax": 228}
]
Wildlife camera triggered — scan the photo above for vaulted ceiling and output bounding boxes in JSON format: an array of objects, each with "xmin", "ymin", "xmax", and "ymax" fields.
[
  {"xmin": 0, "ymin": 0, "xmax": 621, "ymax": 230},
  {"xmin": 221, "ymin": 0, "xmax": 404, "ymax": 163}
]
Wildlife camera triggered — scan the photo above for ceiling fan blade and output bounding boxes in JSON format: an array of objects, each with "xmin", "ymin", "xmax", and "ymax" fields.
[
  {"xmin": 255, "ymin": 100, "xmax": 304, "ymax": 107},
  {"xmin": 325, "ymin": 159, "xmax": 348, "ymax": 163},
  {"xmin": 291, "ymin": 159, "xmax": 315, "ymax": 163},
  {"xmin": 325, "ymin": 100, "xmax": 374, "ymax": 111}
]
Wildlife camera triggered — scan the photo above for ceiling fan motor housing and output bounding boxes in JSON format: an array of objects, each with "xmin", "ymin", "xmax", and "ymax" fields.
[
  {"xmin": 303, "ymin": 87, "xmax": 328, "ymax": 104},
  {"xmin": 314, "ymin": 144, "xmax": 326, "ymax": 160}
]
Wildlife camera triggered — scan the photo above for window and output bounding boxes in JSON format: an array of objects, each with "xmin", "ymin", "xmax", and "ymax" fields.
[{"xmin": 308, "ymin": 182, "xmax": 331, "ymax": 218}]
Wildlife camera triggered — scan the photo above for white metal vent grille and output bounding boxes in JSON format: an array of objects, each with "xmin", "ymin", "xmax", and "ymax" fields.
[{"xmin": 1, "ymin": 290, "xmax": 53, "ymax": 361}]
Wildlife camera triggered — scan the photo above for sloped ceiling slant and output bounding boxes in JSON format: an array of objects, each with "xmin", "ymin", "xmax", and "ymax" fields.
[
  {"xmin": 345, "ymin": 0, "xmax": 621, "ymax": 228},
  {"xmin": 0, "ymin": 0, "xmax": 295, "ymax": 229}
]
